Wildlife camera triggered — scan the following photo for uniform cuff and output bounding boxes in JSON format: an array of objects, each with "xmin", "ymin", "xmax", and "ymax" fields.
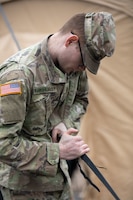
[{"xmin": 45, "ymin": 143, "xmax": 60, "ymax": 176}]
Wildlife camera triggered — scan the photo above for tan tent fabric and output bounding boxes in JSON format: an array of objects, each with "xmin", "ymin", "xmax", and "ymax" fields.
[
  {"xmin": 72, "ymin": 1, "xmax": 133, "ymax": 200},
  {"xmin": 0, "ymin": 0, "xmax": 133, "ymax": 200}
]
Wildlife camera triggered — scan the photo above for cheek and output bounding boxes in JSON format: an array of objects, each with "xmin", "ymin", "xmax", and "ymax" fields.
[
  {"xmin": 61, "ymin": 46, "xmax": 81, "ymax": 68},
  {"xmin": 70, "ymin": 50, "xmax": 81, "ymax": 64}
]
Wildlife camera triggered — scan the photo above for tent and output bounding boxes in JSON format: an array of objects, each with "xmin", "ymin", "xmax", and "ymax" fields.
[{"xmin": 0, "ymin": 0, "xmax": 133, "ymax": 199}]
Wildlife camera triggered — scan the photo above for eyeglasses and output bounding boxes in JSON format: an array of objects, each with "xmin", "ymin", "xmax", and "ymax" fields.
[
  {"xmin": 71, "ymin": 31, "xmax": 85, "ymax": 67},
  {"xmin": 78, "ymin": 40, "xmax": 85, "ymax": 67}
]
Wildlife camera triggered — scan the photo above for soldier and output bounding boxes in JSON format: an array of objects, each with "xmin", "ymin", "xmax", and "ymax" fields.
[{"xmin": 0, "ymin": 12, "xmax": 116, "ymax": 200}]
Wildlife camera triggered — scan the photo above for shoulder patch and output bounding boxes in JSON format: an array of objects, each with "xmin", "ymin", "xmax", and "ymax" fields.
[{"xmin": 0, "ymin": 81, "xmax": 22, "ymax": 96}]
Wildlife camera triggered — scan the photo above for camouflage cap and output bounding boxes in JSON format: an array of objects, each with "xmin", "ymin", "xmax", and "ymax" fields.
[{"xmin": 81, "ymin": 12, "xmax": 116, "ymax": 74}]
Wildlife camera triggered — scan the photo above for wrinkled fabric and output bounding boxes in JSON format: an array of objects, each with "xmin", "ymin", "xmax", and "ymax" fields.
[
  {"xmin": 0, "ymin": 35, "xmax": 88, "ymax": 198},
  {"xmin": 0, "ymin": 184, "xmax": 71, "ymax": 200}
]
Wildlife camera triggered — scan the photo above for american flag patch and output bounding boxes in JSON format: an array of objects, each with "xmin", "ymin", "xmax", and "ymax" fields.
[{"xmin": 0, "ymin": 82, "xmax": 22, "ymax": 96}]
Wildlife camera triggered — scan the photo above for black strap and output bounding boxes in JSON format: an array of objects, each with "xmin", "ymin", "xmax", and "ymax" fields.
[
  {"xmin": 78, "ymin": 161, "xmax": 100, "ymax": 192},
  {"xmin": 79, "ymin": 154, "xmax": 120, "ymax": 200}
]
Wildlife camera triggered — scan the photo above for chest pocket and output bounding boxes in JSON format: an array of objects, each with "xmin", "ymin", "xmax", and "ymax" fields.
[{"xmin": 23, "ymin": 85, "xmax": 58, "ymax": 136}]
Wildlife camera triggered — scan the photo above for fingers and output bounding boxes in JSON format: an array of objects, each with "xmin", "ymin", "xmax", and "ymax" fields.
[
  {"xmin": 52, "ymin": 129, "xmax": 62, "ymax": 143},
  {"xmin": 52, "ymin": 127, "xmax": 79, "ymax": 142},
  {"xmin": 52, "ymin": 126, "xmax": 90, "ymax": 159},
  {"xmin": 79, "ymin": 144, "xmax": 90, "ymax": 155},
  {"xmin": 59, "ymin": 133, "xmax": 90, "ymax": 160},
  {"xmin": 52, "ymin": 122, "xmax": 67, "ymax": 142},
  {"xmin": 73, "ymin": 139, "xmax": 90, "ymax": 156},
  {"xmin": 66, "ymin": 128, "xmax": 78, "ymax": 135}
]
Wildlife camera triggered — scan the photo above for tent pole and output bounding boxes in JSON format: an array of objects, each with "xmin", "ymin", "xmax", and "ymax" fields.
[{"xmin": 0, "ymin": 3, "xmax": 21, "ymax": 51}]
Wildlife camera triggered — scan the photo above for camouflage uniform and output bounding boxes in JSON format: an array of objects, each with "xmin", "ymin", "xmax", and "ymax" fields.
[
  {"xmin": 0, "ymin": 11, "xmax": 116, "ymax": 200},
  {"xmin": 0, "ymin": 36, "xmax": 88, "ymax": 199}
]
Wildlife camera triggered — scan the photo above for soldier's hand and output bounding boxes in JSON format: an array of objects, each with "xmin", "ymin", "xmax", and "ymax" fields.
[
  {"xmin": 59, "ymin": 128, "xmax": 90, "ymax": 160},
  {"xmin": 52, "ymin": 122, "xmax": 67, "ymax": 142}
]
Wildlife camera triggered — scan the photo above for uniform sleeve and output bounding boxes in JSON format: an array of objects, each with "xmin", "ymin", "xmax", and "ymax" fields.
[
  {"xmin": 0, "ymin": 66, "xmax": 59, "ymax": 176},
  {"xmin": 64, "ymin": 71, "xmax": 89, "ymax": 130}
]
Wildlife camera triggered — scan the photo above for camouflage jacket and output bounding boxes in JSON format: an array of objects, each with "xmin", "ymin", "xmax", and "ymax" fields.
[{"xmin": 0, "ymin": 36, "xmax": 88, "ymax": 195}]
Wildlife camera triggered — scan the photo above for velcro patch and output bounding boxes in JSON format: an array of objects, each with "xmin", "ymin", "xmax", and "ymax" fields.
[{"xmin": 0, "ymin": 82, "xmax": 22, "ymax": 96}]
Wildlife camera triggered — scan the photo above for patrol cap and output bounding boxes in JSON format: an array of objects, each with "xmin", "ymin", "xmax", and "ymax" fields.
[{"xmin": 81, "ymin": 12, "xmax": 116, "ymax": 74}]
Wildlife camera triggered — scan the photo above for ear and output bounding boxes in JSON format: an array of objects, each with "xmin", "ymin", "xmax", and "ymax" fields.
[{"xmin": 65, "ymin": 34, "xmax": 79, "ymax": 47}]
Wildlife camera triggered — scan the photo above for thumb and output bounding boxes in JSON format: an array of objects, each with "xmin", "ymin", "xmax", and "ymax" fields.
[{"xmin": 66, "ymin": 128, "xmax": 78, "ymax": 135}]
